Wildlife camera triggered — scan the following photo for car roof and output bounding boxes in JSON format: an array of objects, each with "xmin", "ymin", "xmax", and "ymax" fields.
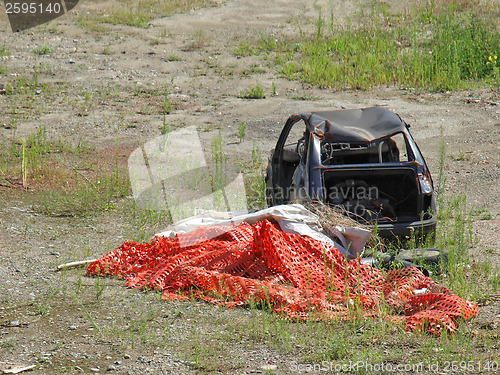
[{"xmin": 302, "ymin": 107, "xmax": 407, "ymax": 142}]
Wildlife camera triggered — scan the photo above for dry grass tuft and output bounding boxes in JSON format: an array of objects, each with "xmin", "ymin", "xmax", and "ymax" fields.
[{"xmin": 304, "ymin": 200, "xmax": 367, "ymax": 229}]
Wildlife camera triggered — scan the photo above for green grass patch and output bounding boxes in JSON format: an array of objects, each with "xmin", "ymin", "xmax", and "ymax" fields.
[
  {"xmin": 3, "ymin": 70, "xmax": 45, "ymax": 96},
  {"xmin": 35, "ymin": 166, "xmax": 130, "ymax": 217},
  {"xmin": 451, "ymin": 150, "xmax": 472, "ymax": 161},
  {"xmin": 124, "ymin": 203, "xmax": 172, "ymax": 243},
  {"xmin": 166, "ymin": 54, "xmax": 182, "ymax": 62},
  {"xmin": 0, "ymin": 126, "xmax": 94, "ymax": 179},
  {"xmin": 97, "ymin": 0, "xmax": 219, "ymax": 28},
  {"xmin": 176, "ymin": 301, "xmax": 498, "ymax": 374},
  {"xmin": 470, "ymin": 207, "xmax": 494, "ymax": 220},
  {"xmin": 251, "ymin": 0, "xmax": 499, "ymax": 90},
  {"xmin": 32, "ymin": 45, "xmax": 53, "ymax": 56},
  {"xmin": 239, "ymin": 84, "xmax": 266, "ymax": 99},
  {"xmin": 234, "ymin": 40, "xmax": 257, "ymax": 57},
  {"xmin": 0, "ymin": 45, "xmax": 10, "ymax": 56},
  {"xmin": 77, "ymin": 15, "xmax": 109, "ymax": 33},
  {"xmin": 103, "ymin": 10, "xmax": 152, "ymax": 28}
]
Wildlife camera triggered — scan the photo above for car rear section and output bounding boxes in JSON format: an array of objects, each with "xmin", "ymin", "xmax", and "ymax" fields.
[{"xmin": 321, "ymin": 164, "xmax": 436, "ymax": 238}]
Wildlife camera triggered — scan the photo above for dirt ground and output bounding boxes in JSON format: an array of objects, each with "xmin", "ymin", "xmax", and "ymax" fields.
[{"xmin": 0, "ymin": 0, "xmax": 499, "ymax": 374}]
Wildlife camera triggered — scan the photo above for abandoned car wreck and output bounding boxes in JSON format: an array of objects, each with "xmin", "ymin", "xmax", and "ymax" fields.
[{"xmin": 265, "ymin": 107, "xmax": 437, "ymax": 239}]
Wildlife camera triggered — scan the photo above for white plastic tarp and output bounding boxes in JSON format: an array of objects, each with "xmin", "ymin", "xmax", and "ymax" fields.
[{"xmin": 155, "ymin": 204, "xmax": 371, "ymax": 259}]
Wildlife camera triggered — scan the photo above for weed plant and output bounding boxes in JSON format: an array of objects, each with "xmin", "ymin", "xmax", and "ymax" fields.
[
  {"xmin": 166, "ymin": 54, "xmax": 182, "ymax": 61},
  {"xmin": 244, "ymin": 144, "xmax": 267, "ymax": 210},
  {"xmin": 32, "ymin": 45, "xmax": 53, "ymax": 56},
  {"xmin": 239, "ymin": 84, "xmax": 266, "ymax": 99},
  {"xmin": 234, "ymin": 40, "xmax": 256, "ymax": 57},
  {"xmin": 0, "ymin": 45, "xmax": 10, "ymax": 56},
  {"xmin": 160, "ymin": 86, "xmax": 172, "ymax": 135},
  {"xmin": 211, "ymin": 127, "xmax": 230, "ymax": 211},
  {"xmin": 0, "ymin": 46, "xmax": 8, "ymax": 76},
  {"xmin": 237, "ymin": 121, "xmax": 246, "ymax": 142}
]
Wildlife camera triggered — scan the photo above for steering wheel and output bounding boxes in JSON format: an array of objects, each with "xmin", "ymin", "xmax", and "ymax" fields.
[{"xmin": 296, "ymin": 136, "xmax": 306, "ymax": 158}]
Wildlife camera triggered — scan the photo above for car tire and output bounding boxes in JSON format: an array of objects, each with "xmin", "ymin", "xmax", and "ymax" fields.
[{"xmin": 397, "ymin": 247, "xmax": 448, "ymax": 266}]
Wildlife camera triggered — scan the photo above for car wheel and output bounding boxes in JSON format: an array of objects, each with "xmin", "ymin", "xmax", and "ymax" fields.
[{"xmin": 397, "ymin": 247, "xmax": 448, "ymax": 266}]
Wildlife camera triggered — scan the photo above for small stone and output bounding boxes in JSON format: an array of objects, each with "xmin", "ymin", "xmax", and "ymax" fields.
[
  {"xmin": 90, "ymin": 368, "xmax": 100, "ymax": 372},
  {"xmin": 114, "ymin": 361, "xmax": 121, "ymax": 365},
  {"xmin": 69, "ymin": 325, "xmax": 77, "ymax": 331},
  {"xmin": 75, "ymin": 366, "xmax": 84, "ymax": 372},
  {"xmin": 105, "ymin": 356, "xmax": 112, "ymax": 360},
  {"xmin": 107, "ymin": 365, "xmax": 116, "ymax": 371},
  {"xmin": 261, "ymin": 364, "xmax": 277, "ymax": 371},
  {"xmin": 123, "ymin": 354, "xmax": 130, "ymax": 359},
  {"xmin": 10, "ymin": 320, "xmax": 20, "ymax": 327}
]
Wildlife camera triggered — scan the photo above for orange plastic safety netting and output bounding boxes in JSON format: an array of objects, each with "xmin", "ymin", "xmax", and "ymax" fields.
[{"xmin": 86, "ymin": 219, "xmax": 477, "ymax": 335}]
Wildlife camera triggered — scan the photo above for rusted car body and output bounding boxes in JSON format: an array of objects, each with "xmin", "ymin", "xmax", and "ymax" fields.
[{"xmin": 265, "ymin": 107, "xmax": 437, "ymax": 239}]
